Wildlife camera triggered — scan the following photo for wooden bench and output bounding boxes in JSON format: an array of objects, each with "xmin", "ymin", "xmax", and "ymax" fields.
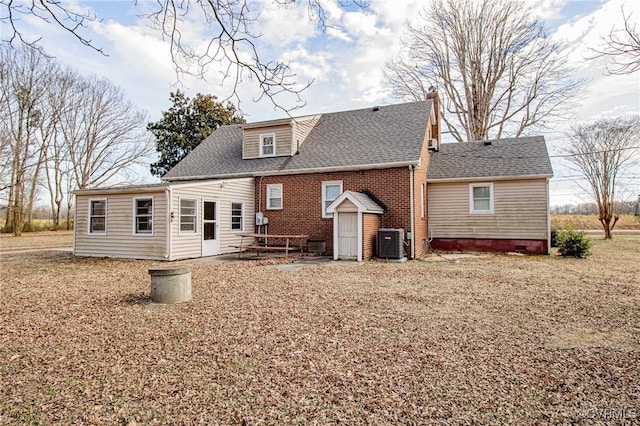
[{"xmin": 230, "ymin": 233, "xmax": 309, "ymax": 259}]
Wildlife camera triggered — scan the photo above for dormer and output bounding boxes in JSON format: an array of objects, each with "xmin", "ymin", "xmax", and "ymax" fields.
[{"xmin": 241, "ymin": 114, "xmax": 321, "ymax": 159}]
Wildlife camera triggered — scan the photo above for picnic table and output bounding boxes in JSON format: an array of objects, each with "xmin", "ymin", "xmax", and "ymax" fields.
[{"xmin": 230, "ymin": 233, "xmax": 309, "ymax": 258}]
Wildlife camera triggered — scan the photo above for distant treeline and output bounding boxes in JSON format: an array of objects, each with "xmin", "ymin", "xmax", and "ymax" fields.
[{"xmin": 552, "ymin": 200, "xmax": 639, "ymax": 215}]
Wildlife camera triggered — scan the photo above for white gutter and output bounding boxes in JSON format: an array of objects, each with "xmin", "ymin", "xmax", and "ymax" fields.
[
  {"xmin": 165, "ymin": 186, "xmax": 173, "ymax": 260},
  {"xmin": 409, "ymin": 165, "xmax": 415, "ymax": 260}
]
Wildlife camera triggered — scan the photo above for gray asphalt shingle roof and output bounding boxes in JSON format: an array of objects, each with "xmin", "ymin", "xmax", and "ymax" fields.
[
  {"xmin": 163, "ymin": 100, "xmax": 433, "ymax": 180},
  {"xmin": 427, "ymin": 136, "xmax": 553, "ymax": 180},
  {"xmin": 331, "ymin": 191, "xmax": 385, "ymax": 214}
]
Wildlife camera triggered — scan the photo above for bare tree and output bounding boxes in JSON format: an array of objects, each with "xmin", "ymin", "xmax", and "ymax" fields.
[
  {"xmin": 0, "ymin": 44, "xmax": 51, "ymax": 235},
  {"xmin": 42, "ymin": 69, "xmax": 75, "ymax": 228},
  {"xmin": 593, "ymin": 7, "xmax": 640, "ymax": 75},
  {"xmin": 2, "ymin": 0, "xmax": 364, "ymax": 113},
  {"xmin": 1, "ymin": 44, "xmax": 154, "ymax": 234},
  {"xmin": 562, "ymin": 116, "xmax": 640, "ymax": 239},
  {"xmin": 0, "ymin": 0, "xmax": 103, "ymax": 53},
  {"xmin": 385, "ymin": 0, "xmax": 582, "ymax": 142},
  {"xmin": 60, "ymin": 75, "xmax": 153, "ymax": 189}
]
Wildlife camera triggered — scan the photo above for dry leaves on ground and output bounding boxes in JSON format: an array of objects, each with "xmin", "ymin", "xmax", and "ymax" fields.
[{"xmin": 1, "ymin": 236, "xmax": 639, "ymax": 425}]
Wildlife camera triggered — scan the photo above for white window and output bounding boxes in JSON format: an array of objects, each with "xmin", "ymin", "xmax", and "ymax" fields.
[
  {"xmin": 470, "ymin": 183, "xmax": 494, "ymax": 214},
  {"xmin": 322, "ymin": 180, "xmax": 343, "ymax": 218},
  {"xmin": 134, "ymin": 197, "xmax": 153, "ymax": 234},
  {"xmin": 266, "ymin": 184, "xmax": 282, "ymax": 210},
  {"xmin": 180, "ymin": 198, "xmax": 197, "ymax": 233},
  {"xmin": 231, "ymin": 202, "xmax": 244, "ymax": 231},
  {"xmin": 260, "ymin": 133, "xmax": 275, "ymax": 157},
  {"xmin": 88, "ymin": 199, "xmax": 107, "ymax": 234}
]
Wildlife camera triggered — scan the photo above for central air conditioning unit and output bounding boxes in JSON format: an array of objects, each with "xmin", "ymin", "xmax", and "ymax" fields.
[
  {"xmin": 378, "ymin": 228, "xmax": 404, "ymax": 259},
  {"xmin": 427, "ymin": 138, "xmax": 438, "ymax": 151}
]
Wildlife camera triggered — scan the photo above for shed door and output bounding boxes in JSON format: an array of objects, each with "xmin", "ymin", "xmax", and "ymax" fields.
[
  {"xmin": 338, "ymin": 212, "xmax": 358, "ymax": 260},
  {"xmin": 202, "ymin": 200, "xmax": 219, "ymax": 256}
]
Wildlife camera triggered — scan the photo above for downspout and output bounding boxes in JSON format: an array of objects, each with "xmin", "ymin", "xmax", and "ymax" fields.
[
  {"xmin": 165, "ymin": 185, "xmax": 172, "ymax": 260},
  {"xmin": 409, "ymin": 165, "xmax": 415, "ymax": 259},
  {"xmin": 546, "ymin": 177, "xmax": 551, "ymax": 254},
  {"xmin": 258, "ymin": 176, "xmax": 264, "ymax": 212},
  {"xmin": 72, "ymin": 193, "xmax": 77, "ymax": 255}
]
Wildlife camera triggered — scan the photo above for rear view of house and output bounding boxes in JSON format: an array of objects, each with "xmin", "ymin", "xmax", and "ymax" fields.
[{"xmin": 73, "ymin": 96, "xmax": 553, "ymax": 261}]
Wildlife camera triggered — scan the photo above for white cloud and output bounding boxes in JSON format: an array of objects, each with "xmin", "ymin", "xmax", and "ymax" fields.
[
  {"xmin": 253, "ymin": 0, "xmax": 318, "ymax": 46},
  {"xmin": 526, "ymin": 0, "xmax": 567, "ymax": 20},
  {"xmin": 552, "ymin": 0, "xmax": 640, "ymax": 123}
]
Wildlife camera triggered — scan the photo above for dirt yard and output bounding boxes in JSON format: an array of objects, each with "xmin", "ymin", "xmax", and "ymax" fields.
[{"xmin": 1, "ymin": 236, "xmax": 638, "ymax": 424}]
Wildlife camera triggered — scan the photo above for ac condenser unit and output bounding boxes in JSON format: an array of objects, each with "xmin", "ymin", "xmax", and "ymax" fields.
[{"xmin": 378, "ymin": 229, "xmax": 404, "ymax": 259}]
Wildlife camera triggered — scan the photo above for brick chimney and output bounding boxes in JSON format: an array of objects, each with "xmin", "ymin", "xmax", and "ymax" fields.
[{"xmin": 426, "ymin": 89, "xmax": 441, "ymax": 145}]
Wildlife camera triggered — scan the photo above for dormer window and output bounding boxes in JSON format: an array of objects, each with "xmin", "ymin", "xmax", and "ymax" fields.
[{"xmin": 260, "ymin": 134, "xmax": 275, "ymax": 157}]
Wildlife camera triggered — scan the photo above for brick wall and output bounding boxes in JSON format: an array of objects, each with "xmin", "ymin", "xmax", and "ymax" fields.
[
  {"xmin": 362, "ymin": 213, "xmax": 381, "ymax": 260},
  {"xmin": 255, "ymin": 168, "xmax": 411, "ymax": 254},
  {"xmin": 413, "ymin": 134, "xmax": 432, "ymax": 258}
]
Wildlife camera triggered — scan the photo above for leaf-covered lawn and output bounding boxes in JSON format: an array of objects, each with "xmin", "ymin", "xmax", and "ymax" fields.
[
  {"xmin": 0, "ymin": 231, "xmax": 72, "ymax": 252},
  {"xmin": 1, "ymin": 236, "xmax": 638, "ymax": 424}
]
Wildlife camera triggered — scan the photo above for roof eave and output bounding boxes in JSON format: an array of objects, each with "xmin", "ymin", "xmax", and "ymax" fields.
[
  {"xmin": 73, "ymin": 183, "xmax": 169, "ymax": 195},
  {"xmin": 163, "ymin": 160, "xmax": 421, "ymax": 182},
  {"xmin": 427, "ymin": 173, "xmax": 553, "ymax": 183}
]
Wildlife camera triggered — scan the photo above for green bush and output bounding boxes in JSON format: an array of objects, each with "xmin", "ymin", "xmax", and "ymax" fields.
[{"xmin": 556, "ymin": 228, "xmax": 592, "ymax": 258}]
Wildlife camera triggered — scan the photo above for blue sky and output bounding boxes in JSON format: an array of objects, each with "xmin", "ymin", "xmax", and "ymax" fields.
[{"xmin": 4, "ymin": 0, "xmax": 640, "ymax": 205}]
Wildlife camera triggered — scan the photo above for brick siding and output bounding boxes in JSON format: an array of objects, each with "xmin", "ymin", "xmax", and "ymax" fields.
[
  {"xmin": 255, "ymin": 168, "xmax": 412, "ymax": 255},
  {"xmin": 362, "ymin": 213, "xmax": 381, "ymax": 259}
]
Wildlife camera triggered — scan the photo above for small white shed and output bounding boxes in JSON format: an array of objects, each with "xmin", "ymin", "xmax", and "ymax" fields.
[{"xmin": 327, "ymin": 191, "xmax": 384, "ymax": 261}]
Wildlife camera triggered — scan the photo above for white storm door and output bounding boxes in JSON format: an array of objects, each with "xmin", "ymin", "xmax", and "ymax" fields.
[
  {"xmin": 202, "ymin": 200, "xmax": 219, "ymax": 256},
  {"xmin": 338, "ymin": 212, "xmax": 358, "ymax": 260}
]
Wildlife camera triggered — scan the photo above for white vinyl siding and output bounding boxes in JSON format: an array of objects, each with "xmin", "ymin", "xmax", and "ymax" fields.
[
  {"xmin": 242, "ymin": 124, "xmax": 291, "ymax": 158},
  {"xmin": 266, "ymin": 184, "xmax": 283, "ymax": 210},
  {"xmin": 428, "ymin": 179, "xmax": 549, "ymax": 240},
  {"xmin": 322, "ymin": 181, "xmax": 343, "ymax": 218},
  {"xmin": 169, "ymin": 178, "xmax": 255, "ymax": 260},
  {"xmin": 293, "ymin": 115, "xmax": 321, "ymax": 152},
  {"xmin": 73, "ymin": 179, "xmax": 255, "ymax": 261},
  {"xmin": 75, "ymin": 191, "xmax": 167, "ymax": 259},
  {"xmin": 134, "ymin": 197, "xmax": 153, "ymax": 234},
  {"xmin": 231, "ymin": 202, "xmax": 244, "ymax": 231},
  {"xmin": 88, "ymin": 199, "xmax": 107, "ymax": 234}
]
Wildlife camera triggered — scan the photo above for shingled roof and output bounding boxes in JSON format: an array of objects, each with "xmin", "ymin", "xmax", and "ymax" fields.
[
  {"xmin": 163, "ymin": 100, "xmax": 433, "ymax": 181},
  {"xmin": 427, "ymin": 136, "xmax": 553, "ymax": 181}
]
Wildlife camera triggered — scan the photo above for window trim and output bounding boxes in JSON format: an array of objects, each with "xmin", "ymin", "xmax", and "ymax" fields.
[
  {"xmin": 259, "ymin": 133, "xmax": 276, "ymax": 157},
  {"xmin": 322, "ymin": 180, "xmax": 343, "ymax": 218},
  {"xmin": 469, "ymin": 183, "xmax": 494, "ymax": 214},
  {"xmin": 133, "ymin": 196, "xmax": 154, "ymax": 235},
  {"xmin": 266, "ymin": 184, "xmax": 283, "ymax": 210},
  {"xmin": 231, "ymin": 202, "xmax": 244, "ymax": 231},
  {"xmin": 88, "ymin": 198, "xmax": 107, "ymax": 235},
  {"xmin": 179, "ymin": 198, "xmax": 198, "ymax": 235}
]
